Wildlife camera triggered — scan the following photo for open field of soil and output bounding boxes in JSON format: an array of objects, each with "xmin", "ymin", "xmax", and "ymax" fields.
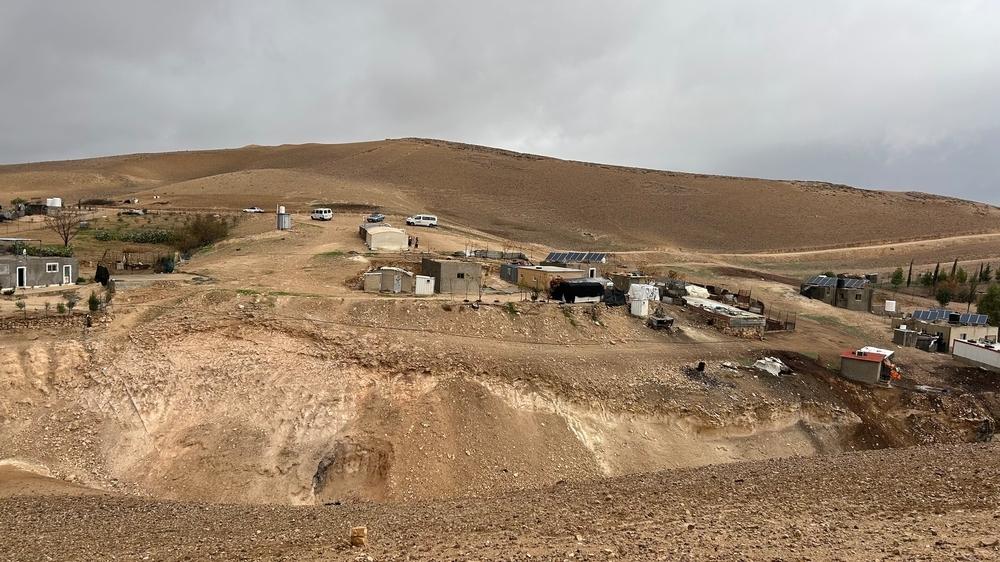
[{"xmin": 2, "ymin": 443, "xmax": 998, "ymax": 561}]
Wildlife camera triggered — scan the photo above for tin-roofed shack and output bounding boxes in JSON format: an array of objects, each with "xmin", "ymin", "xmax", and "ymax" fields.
[
  {"xmin": 683, "ymin": 296, "xmax": 765, "ymax": 337},
  {"xmin": 550, "ymin": 277, "xmax": 610, "ymax": 304},
  {"xmin": 840, "ymin": 347, "xmax": 899, "ymax": 385},
  {"xmin": 362, "ymin": 267, "xmax": 435, "ymax": 295}
]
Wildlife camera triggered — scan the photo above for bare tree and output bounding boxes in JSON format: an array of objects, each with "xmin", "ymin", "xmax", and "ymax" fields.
[{"xmin": 45, "ymin": 209, "xmax": 83, "ymax": 247}]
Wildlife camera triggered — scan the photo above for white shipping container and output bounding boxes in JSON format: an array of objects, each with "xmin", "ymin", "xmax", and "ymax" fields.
[{"xmin": 952, "ymin": 340, "xmax": 1000, "ymax": 372}]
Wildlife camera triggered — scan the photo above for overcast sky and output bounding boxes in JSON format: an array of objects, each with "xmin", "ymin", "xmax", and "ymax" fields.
[{"xmin": 2, "ymin": 1, "xmax": 999, "ymax": 203}]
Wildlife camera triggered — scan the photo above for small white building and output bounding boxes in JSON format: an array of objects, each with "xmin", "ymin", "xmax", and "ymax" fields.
[
  {"xmin": 365, "ymin": 226, "xmax": 407, "ymax": 251},
  {"xmin": 952, "ymin": 340, "xmax": 1000, "ymax": 373},
  {"xmin": 628, "ymin": 284, "xmax": 660, "ymax": 318}
]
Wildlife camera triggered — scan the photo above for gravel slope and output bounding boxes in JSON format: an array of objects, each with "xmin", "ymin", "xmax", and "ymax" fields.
[{"xmin": 2, "ymin": 443, "xmax": 998, "ymax": 561}]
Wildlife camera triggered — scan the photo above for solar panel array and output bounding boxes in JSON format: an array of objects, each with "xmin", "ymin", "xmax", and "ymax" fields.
[
  {"xmin": 803, "ymin": 275, "xmax": 868, "ymax": 288},
  {"xmin": 544, "ymin": 251, "xmax": 608, "ymax": 264},
  {"xmin": 912, "ymin": 309, "xmax": 989, "ymax": 325},
  {"xmin": 804, "ymin": 275, "xmax": 837, "ymax": 287}
]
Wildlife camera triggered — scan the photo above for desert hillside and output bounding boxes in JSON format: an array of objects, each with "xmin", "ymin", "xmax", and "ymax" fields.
[{"xmin": 2, "ymin": 138, "xmax": 998, "ymax": 252}]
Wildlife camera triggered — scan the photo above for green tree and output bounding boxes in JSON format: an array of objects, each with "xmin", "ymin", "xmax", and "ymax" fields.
[
  {"xmin": 63, "ymin": 293, "xmax": 78, "ymax": 314},
  {"xmin": 966, "ymin": 268, "xmax": 981, "ymax": 312},
  {"xmin": 956, "ymin": 267, "xmax": 968, "ymax": 284},
  {"xmin": 87, "ymin": 291, "xmax": 101, "ymax": 312},
  {"xmin": 980, "ymin": 263, "xmax": 992, "ymax": 282},
  {"xmin": 935, "ymin": 287, "xmax": 953, "ymax": 308},
  {"xmin": 906, "ymin": 260, "xmax": 914, "ymax": 287},
  {"xmin": 932, "ymin": 263, "xmax": 941, "ymax": 291},
  {"xmin": 978, "ymin": 285, "xmax": 1000, "ymax": 326},
  {"xmin": 950, "ymin": 258, "xmax": 959, "ymax": 279},
  {"xmin": 14, "ymin": 298, "xmax": 26, "ymax": 319},
  {"xmin": 919, "ymin": 271, "xmax": 933, "ymax": 287},
  {"xmin": 890, "ymin": 267, "xmax": 904, "ymax": 290}
]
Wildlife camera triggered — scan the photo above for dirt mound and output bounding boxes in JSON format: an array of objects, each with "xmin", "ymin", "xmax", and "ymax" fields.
[{"xmin": 3, "ymin": 138, "xmax": 998, "ymax": 251}]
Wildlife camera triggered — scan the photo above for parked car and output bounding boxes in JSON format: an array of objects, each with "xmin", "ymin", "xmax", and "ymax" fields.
[
  {"xmin": 366, "ymin": 213, "xmax": 385, "ymax": 223},
  {"xmin": 405, "ymin": 214, "xmax": 438, "ymax": 227},
  {"xmin": 310, "ymin": 208, "xmax": 334, "ymax": 221},
  {"xmin": 242, "ymin": 206, "xmax": 264, "ymax": 213}
]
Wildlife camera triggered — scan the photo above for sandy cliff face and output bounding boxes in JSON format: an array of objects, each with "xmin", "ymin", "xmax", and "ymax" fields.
[{"xmin": 3, "ymin": 294, "xmax": 991, "ymax": 506}]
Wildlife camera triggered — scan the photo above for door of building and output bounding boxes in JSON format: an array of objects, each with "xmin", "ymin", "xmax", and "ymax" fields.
[
  {"xmin": 63, "ymin": 264, "xmax": 72, "ymax": 284},
  {"xmin": 393, "ymin": 273, "xmax": 402, "ymax": 293},
  {"xmin": 16, "ymin": 267, "xmax": 27, "ymax": 288}
]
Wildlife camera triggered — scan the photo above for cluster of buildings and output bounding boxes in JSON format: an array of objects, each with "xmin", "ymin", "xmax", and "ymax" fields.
[
  {"xmin": 0, "ymin": 198, "xmax": 64, "ymax": 222},
  {"xmin": 359, "ymin": 247, "xmax": 788, "ymax": 338},
  {"xmin": 363, "ymin": 258, "xmax": 482, "ymax": 296},
  {"xmin": 891, "ymin": 309, "xmax": 996, "ymax": 353}
]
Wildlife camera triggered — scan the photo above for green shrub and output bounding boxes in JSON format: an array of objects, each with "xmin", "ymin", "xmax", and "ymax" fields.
[
  {"xmin": 174, "ymin": 215, "xmax": 231, "ymax": 252},
  {"xmin": 94, "ymin": 228, "xmax": 173, "ymax": 244},
  {"xmin": 88, "ymin": 291, "xmax": 100, "ymax": 312},
  {"xmin": 6, "ymin": 243, "xmax": 74, "ymax": 257}
]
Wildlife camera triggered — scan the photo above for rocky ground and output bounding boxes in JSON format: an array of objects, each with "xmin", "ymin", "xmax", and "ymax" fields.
[{"xmin": 2, "ymin": 443, "xmax": 998, "ymax": 561}]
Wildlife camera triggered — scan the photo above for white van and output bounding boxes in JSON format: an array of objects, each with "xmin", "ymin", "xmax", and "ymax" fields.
[
  {"xmin": 310, "ymin": 208, "xmax": 333, "ymax": 221},
  {"xmin": 405, "ymin": 214, "xmax": 438, "ymax": 227}
]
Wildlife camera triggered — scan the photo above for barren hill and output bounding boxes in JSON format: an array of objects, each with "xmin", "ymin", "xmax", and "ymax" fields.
[{"xmin": 3, "ymin": 138, "xmax": 999, "ymax": 251}]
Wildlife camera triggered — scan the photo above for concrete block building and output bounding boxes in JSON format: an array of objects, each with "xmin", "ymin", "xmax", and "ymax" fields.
[
  {"xmin": 891, "ymin": 309, "xmax": 997, "ymax": 353},
  {"xmin": 505, "ymin": 265, "xmax": 585, "ymax": 291},
  {"xmin": 421, "ymin": 258, "xmax": 482, "ymax": 295},
  {"xmin": 800, "ymin": 274, "xmax": 875, "ymax": 313},
  {"xmin": 0, "ymin": 254, "xmax": 78, "ymax": 290}
]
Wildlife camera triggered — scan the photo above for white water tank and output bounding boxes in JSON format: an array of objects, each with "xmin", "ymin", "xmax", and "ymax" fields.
[{"xmin": 46, "ymin": 197, "xmax": 63, "ymax": 208}]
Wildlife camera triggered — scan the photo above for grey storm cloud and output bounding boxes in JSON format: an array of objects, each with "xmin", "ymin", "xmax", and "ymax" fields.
[{"xmin": 1, "ymin": 1, "xmax": 999, "ymax": 202}]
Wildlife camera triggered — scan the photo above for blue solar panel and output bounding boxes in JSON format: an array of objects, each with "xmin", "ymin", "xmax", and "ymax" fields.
[{"xmin": 545, "ymin": 251, "xmax": 608, "ymax": 264}]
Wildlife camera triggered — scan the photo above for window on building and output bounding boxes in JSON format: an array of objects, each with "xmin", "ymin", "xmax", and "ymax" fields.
[
  {"xmin": 456, "ymin": 272, "xmax": 466, "ymax": 279},
  {"xmin": 855, "ymin": 294, "xmax": 861, "ymax": 300},
  {"xmin": 46, "ymin": 263, "xmax": 58, "ymax": 273}
]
